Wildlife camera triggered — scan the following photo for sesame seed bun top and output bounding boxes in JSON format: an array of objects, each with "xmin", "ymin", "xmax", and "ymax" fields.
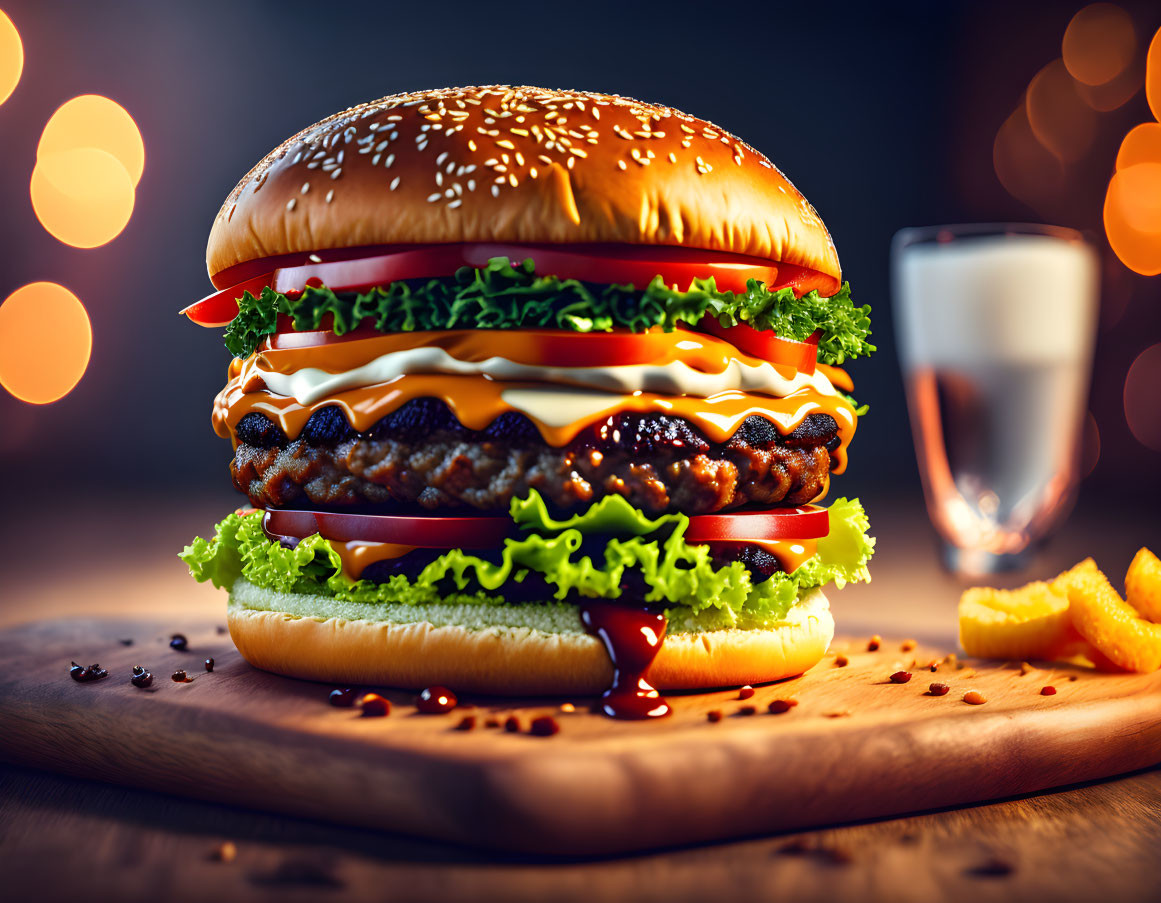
[{"xmin": 206, "ymin": 85, "xmax": 841, "ymax": 291}]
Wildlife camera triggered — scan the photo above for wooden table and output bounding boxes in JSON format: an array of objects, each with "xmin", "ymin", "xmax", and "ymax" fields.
[{"xmin": 2, "ymin": 490, "xmax": 1159, "ymax": 901}]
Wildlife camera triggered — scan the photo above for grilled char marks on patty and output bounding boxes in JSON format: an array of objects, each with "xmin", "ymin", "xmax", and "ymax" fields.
[{"xmin": 232, "ymin": 400, "xmax": 838, "ymax": 516}]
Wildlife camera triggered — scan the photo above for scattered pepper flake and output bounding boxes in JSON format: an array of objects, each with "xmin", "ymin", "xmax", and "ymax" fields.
[
  {"xmin": 738, "ymin": 685, "xmax": 755, "ymax": 700},
  {"xmin": 900, "ymin": 639, "xmax": 917, "ymax": 652},
  {"xmin": 928, "ymin": 682, "xmax": 950, "ymax": 696},
  {"xmin": 890, "ymin": 671, "xmax": 912, "ymax": 684},
  {"xmin": 768, "ymin": 699, "xmax": 798, "ymax": 714},
  {"xmin": 169, "ymin": 634, "xmax": 188, "ymax": 652},
  {"xmin": 130, "ymin": 666, "xmax": 153, "ymax": 688},
  {"xmin": 529, "ymin": 715, "xmax": 560, "ymax": 736},
  {"xmin": 867, "ymin": 635, "xmax": 882, "ymax": 652},
  {"xmin": 171, "ymin": 670, "xmax": 192, "ymax": 683},
  {"xmin": 706, "ymin": 709, "xmax": 723, "ymax": 723},
  {"xmin": 69, "ymin": 662, "xmax": 107, "ymax": 683},
  {"xmin": 834, "ymin": 654, "xmax": 850, "ymax": 667},
  {"xmin": 1040, "ymin": 685, "xmax": 1057, "ymax": 696},
  {"xmin": 360, "ymin": 693, "xmax": 390, "ymax": 717},
  {"xmin": 504, "ymin": 715, "xmax": 522, "ymax": 733},
  {"xmin": 204, "ymin": 657, "xmax": 215, "ymax": 673},
  {"xmin": 738, "ymin": 705, "xmax": 757, "ymax": 716}
]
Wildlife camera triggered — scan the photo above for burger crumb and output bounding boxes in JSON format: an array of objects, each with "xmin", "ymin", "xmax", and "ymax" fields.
[
  {"xmin": 737, "ymin": 704, "xmax": 757, "ymax": 716},
  {"xmin": 484, "ymin": 717, "xmax": 501, "ymax": 728},
  {"xmin": 1019, "ymin": 661, "xmax": 1035, "ymax": 676},
  {"xmin": 454, "ymin": 715, "xmax": 476, "ymax": 731},
  {"xmin": 738, "ymin": 685, "xmax": 755, "ymax": 700},
  {"xmin": 824, "ymin": 710, "xmax": 852, "ymax": 718},
  {"xmin": 204, "ymin": 657, "xmax": 215, "ymax": 673},
  {"xmin": 328, "ymin": 688, "xmax": 358, "ymax": 707},
  {"xmin": 118, "ymin": 638, "xmax": 134, "ymax": 647},
  {"xmin": 210, "ymin": 841, "xmax": 237, "ymax": 863},
  {"xmin": 171, "ymin": 670, "xmax": 192, "ymax": 683},
  {"xmin": 768, "ymin": 699, "xmax": 797, "ymax": 714},
  {"xmin": 360, "ymin": 693, "xmax": 390, "ymax": 717},
  {"xmin": 1068, "ymin": 674, "xmax": 1079, "ymax": 681},
  {"xmin": 890, "ymin": 671, "xmax": 912, "ymax": 684},
  {"xmin": 559, "ymin": 703, "xmax": 576, "ymax": 713},
  {"xmin": 834, "ymin": 654, "xmax": 849, "ymax": 667},
  {"xmin": 963, "ymin": 690, "xmax": 987, "ymax": 705},
  {"xmin": 504, "ymin": 715, "xmax": 522, "ymax": 733},
  {"xmin": 927, "ymin": 660, "xmax": 940, "ymax": 672},
  {"xmin": 529, "ymin": 715, "xmax": 560, "ymax": 736},
  {"xmin": 867, "ymin": 635, "xmax": 882, "ymax": 652},
  {"xmin": 169, "ymin": 634, "xmax": 188, "ymax": 652},
  {"xmin": 928, "ymin": 682, "xmax": 950, "ymax": 696},
  {"xmin": 1040, "ymin": 685, "xmax": 1057, "ymax": 696},
  {"xmin": 216, "ymin": 626, "xmax": 228, "ymax": 635},
  {"xmin": 900, "ymin": 639, "xmax": 917, "ymax": 652},
  {"xmin": 706, "ymin": 709, "xmax": 723, "ymax": 723}
]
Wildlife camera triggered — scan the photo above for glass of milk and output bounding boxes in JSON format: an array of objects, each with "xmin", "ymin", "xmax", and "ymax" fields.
[{"xmin": 892, "ymin": 224, "xmax": 1099, "ymax": 576}]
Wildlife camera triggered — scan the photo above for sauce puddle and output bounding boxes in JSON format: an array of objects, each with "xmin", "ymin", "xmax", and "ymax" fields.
[{"xmin": 580, "ymin": 601, "xmax": 671, "ymax": 719}]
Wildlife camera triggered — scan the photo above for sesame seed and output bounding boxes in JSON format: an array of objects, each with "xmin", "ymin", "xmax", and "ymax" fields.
[
  {"xmin": 496, "ymin": 139, "xmax": 515, "ymax": 149},
  {"xmin": 426, "ymin": 192, "xmax": 441, "ymax": 202},
  {"xmin": 372, "ymin": 154, "xmax": 380, "ymax": 165},
  {"xmin": 529, "ymin": 167, "xmax": 538, "ymax": 178},
  {"xmin": 466, "ymin": 179, "xmax": 476, "ymax": 191},
  {"xmin": 444, "ymin": 188, "xmax": 455, "ymax": 198},
  {"xmin": 285, "ymin": 198, "xmax": 296, "ymax": 211},
  {"xmin": 436, "ymin": 151, "xmax": 449, "ymax": 165},
  {"xmin": 490, "ymin": 184, "xmax": 500, "ymax": 197},
  {"xmin": 390, "ymin": 176, "xmax": 401, "ymax": 190},
  {"xmin": 436, "ymin": 172, "xmax": 444, "ymax": 186},
  {"xmin": 325, "ymin": 189, "xmax": 334, "ymax": 203},
  {"xmin": 448, "ymin": 198, "xmax": 462, "ymax": 208},
  {"xmin": 467, "ymin": 139, "xmax": 478, "ymax": 151},
  {"xmin": 331, "ymin": 168, "xmax": 342, "ymax": 179},
  {"xmin": 300, "ymin": 182, "xmax": 310, "ymax": 194},
  {"xmin": 668, "ymin": 152, "xmax": 677, "ymax": 163},
  {"xmin": 308, "ymin": 253, "xmax": 322, "ymax": 263},
  {"xmin": 617, "ymin": 160, "xmax": 627, "ymax": 170},
  {"xmin": 385, "ymin": 154, "xmax": 395, "ymax": 168}
]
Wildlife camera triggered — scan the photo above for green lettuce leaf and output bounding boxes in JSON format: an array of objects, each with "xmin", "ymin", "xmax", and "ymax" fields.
[
  {"xmin": 222, "ymin": 257, "xmax": 873, "ymax": 366},
  {"xmin": 180, "ymin": 493, "xmax": 874, "ymax": 630}
]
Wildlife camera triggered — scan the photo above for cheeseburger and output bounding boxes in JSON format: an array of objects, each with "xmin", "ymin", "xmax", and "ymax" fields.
[{"xmin": 181, "ymin": 85, "xmax": 875, "ymax": 718}]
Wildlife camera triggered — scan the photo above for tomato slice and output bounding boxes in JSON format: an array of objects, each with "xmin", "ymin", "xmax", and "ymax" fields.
[
  {"xmin": 184, "ymin": 243, "xmax": 839, "ymax": 327},
  {"xmin": 263, "ymin": 509, "xmax": 513, "ymax": 548},
  {"xmin": 684, "ymin": 506, "xmax": 829, "ymax": 542},
  {"xmin": 263, "ymin": 503, "xmax": 829, "ymax": 550},
  {"xmin": 698, "ymin": 316, "xmax": 819, "ymax": 374}
]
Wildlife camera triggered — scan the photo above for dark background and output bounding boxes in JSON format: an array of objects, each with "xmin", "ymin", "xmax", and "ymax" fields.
[{"xmin": 1, "ymin": 0, "xmax": 1159, "ymax": 521}]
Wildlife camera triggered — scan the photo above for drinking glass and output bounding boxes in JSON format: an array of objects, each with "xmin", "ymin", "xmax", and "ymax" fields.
[{"xmin": 892, "ymin": 224, "xmax": 1099, "ymax": 575}]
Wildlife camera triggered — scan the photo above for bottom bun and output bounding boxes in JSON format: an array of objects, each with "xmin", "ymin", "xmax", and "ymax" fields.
[{"xmin": 226, "ymin": 578, "xmax": 834, "ymax": 694}]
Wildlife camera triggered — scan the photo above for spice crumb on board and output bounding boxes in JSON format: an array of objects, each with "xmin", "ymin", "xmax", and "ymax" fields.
[
  {"xmin": 169, "ymin": 634, "xmax": 188, "ymax": 651},
  {"xmin": 900, "ymin": 639, "xmax": 917, "ymax": 652},
  {"xmin": 1019, "ymin": 661, "xmax": 1036, "ymax": 675},
  {"xmin": 928, "ymin": 682, "xmax": 950, "ymax": 696},
  {"xmin": 768, "ymin": 699, "xmax": 798, "ymax": 714},
  {"xmin": 867, "ymin": 635, "xmax": 882, "ymax": 651},
  {"xmin": 737, "ymin": 704, "xmax": 758, "ymax": 716},
  {"xmin": 738, "ymin": 685, "xmax": 755, "ymax": 700},
  {"xmin": 529, "ymin": 715, "xmax": 560, "ymax": 736},
  {"xmin": 360, "ymin": 693, "xmax": 390, "ymax": 716},
  {"xmin": 706, "ymin": 709, "xmax": 723, "ymax": 723},
  {"xmin": 834, "ymin": 654, "xmax": 850, "ymax": 667},
  {"xmin": 963, "ymin": 690, "xmax": 988, "ymax": 705},
  {"xmin": 454, "ymin": 715, "xmax": 476, "ymax": 731},
  {"xmin": 171, "ymin": 670, "xmax": 192, "ymax": 683},
  {"xmin": 889, "ymin": 670, "xmax": 912, "ymax": 684},
  {"xmin": 1041, "ymin": 685, "xmax": 1057, "ymax": 696},
  {"xmin": 504, "ymin": 715, "xmax": 522, "ymax": 733}
]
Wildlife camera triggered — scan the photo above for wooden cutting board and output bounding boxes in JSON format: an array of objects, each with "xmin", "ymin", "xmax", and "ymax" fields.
[{"xmin": 1, "ymin": 616, "xmax": 1158, "ymax": 855}]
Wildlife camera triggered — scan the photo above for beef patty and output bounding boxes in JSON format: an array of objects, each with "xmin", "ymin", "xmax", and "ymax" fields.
[{"xmin": 231, "ymin": 399, "xmax": 839, "ymax": 516}]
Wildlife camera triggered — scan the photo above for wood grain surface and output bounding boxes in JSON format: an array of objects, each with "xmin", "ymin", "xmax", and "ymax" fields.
[{"xmin": 3, "ymin": 615, "xmax": 1158, "ymax": 856}]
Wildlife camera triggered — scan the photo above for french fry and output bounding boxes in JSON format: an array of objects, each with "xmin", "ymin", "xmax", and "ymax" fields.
[
  {"xmin": 1125, "ymin": 547, "xmax": 1161, "ymax": 622},
  {"xmin": 958, "ymin": 582, "xmax": 1079, "ymax": 660},
  {"xmin": 1066, "ymin": 568, "xmax": 1161, "ymax": 673}
]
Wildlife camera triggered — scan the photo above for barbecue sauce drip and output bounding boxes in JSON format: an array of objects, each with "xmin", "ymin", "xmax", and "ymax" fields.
[{"xmin": 580, "ymin": 601, "xmax": 671, "ymax": 720}]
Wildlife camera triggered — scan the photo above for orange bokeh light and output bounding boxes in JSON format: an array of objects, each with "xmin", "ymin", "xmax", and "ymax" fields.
[
  {"xmin": 1149, "ymin": 26, "xmax": 1161, "ymax": 121},
  {"xmin": 37, "ymin": 95, "xmax": 145, "ymax": 186},
  {"xmin": 1116, "ymin": 122, "xmax": 1161, "ymax": 169},
  {"xmin": 0, "ymin": 9, "xmax": 21, "ymax": 106},
  {"xmin": 30, "ymin": 147, "xmax": 135, "ymax": 248},
  {"xmin": 1026, "ymin": 59, "xmax": 1097, "ymax": 162},
  {"xmin": 1075, "ymin": 62, "xmax": 1142, "ymax": 111},
  {"xmin": 1104, "ymin": 164, "xmax": 1161, "ymax": 274},
  {"xmin": 0, "ymin": 282, "xmax": 92, "ymax": 405},
  {"xmin": 1124, "ymin": 343, "xmax": 1161, "ymax": 451},
  {"xmin": 993, "ymin": 102, "xmax": 1066, "ymax": 211},
  {"xmin": 1062, "ymin": 4, "xmax": 1136, "ymax": 86}
]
